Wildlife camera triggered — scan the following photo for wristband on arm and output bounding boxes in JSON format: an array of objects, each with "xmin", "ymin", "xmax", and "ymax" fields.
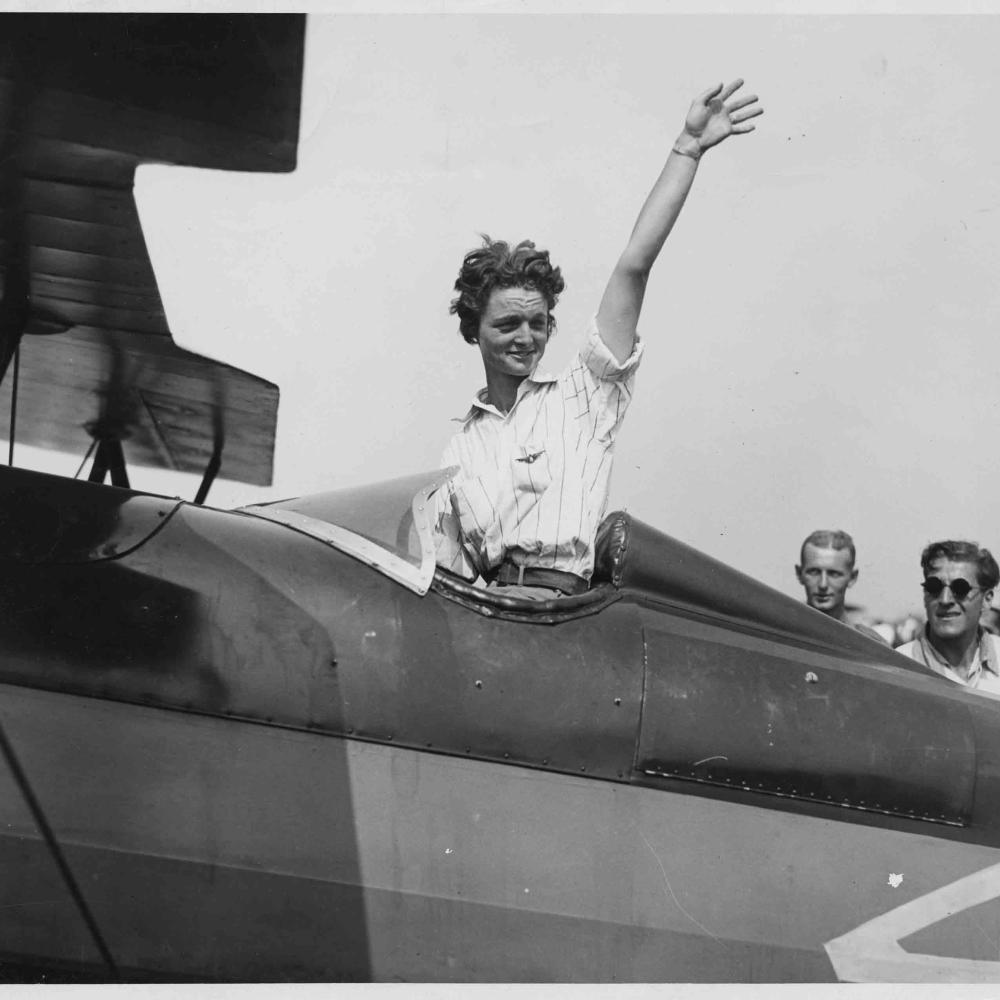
[{"xmin": 671, "ymin": 133, "xmax": 703, "ymax": 160}]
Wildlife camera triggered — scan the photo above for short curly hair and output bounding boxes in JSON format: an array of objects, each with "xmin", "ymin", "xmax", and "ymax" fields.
[
  {"xmin": 450, "ymin": 236, "xmax": 565, "ymax": 344},
  {"xmin": 921, "ymin": 539, "xmax": 1000, "ymax": 590}
]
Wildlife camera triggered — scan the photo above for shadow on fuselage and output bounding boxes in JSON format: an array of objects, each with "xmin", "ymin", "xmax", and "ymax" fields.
[{"xmin": 0, "ymin": 466, "xmax": 374, "ymax": 981}]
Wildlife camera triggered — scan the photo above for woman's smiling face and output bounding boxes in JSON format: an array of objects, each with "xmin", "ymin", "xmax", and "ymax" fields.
[{"xmin": 476, "ymin": 286, "xmax": 550, "ymax": 384}]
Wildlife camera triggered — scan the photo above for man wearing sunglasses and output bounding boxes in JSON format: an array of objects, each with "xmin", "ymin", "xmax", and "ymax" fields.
[{"xmin": 895, "ymin": 540, "xmax": 1000, "ymax": 694}]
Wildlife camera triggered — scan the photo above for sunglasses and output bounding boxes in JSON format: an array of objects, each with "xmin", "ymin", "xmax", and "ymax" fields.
[{"xmin": 921, "ymin": 577, "xmax": 980, "ymax": 600}]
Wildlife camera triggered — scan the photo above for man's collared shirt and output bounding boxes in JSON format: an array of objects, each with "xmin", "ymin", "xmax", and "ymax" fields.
[
  {"xmin": 896, "ymin": 627, "xmax": 1000, "ymax": 695},
  {"xmin": 434, "ymin": 316, "xmax": 643, "ymax": 582}
]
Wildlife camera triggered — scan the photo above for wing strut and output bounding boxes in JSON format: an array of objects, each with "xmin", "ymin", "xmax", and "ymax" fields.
[
  {"xmin": 0, "ymin": 230, "xmax": 29, "ymax": 390},
  {"xmin": 193, "ymin": 406, "xmax": 225, "ymax": 505},
  {"xmin": 0, "ymin": 54, "xmax": 29, "ymax": 462},
  {"xmin": 0, "ymin": 206, "xmax": 28, "ymax": 470},
  {"xmin": 82, "ymin": 429, "xmax": 223, "ymax": 499},
  {"xmin": 87, "ymin": 437, "xmax": 131, "ymax": 489},
  {"xmin": 194, "ymin": 440, "xmax": 222, "ymax": 505},
  {"xmin": 7, "ymin": 346, "xmax": 19, "ymax": 467}
]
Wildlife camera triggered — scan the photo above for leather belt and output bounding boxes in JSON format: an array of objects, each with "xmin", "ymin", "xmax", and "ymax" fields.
[{"xmin": 490, "ymin": 562, "xmax": 590, "ymax": 596}]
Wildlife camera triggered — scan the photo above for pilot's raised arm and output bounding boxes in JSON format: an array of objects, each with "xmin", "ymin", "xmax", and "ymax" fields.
[
  {"xmin": 597, "ymin": 79, "xmax": 762, "ymax": 362},
  {"xmin": 434, "ymin": 80, "xmax": 762, "ymax": 599}
]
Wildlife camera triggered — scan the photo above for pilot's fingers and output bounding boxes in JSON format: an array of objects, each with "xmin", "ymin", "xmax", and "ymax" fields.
[
  {"xmin": 718, "ymin": 78, "xmax": 745, "ymax": 102},
  {"xmin": 730, "ymin": 105, "xmax": 763, "ymax": 124},
  {"xmin": 726, "ymin": 93, "xmax": 759, "ymax": 113},
  {"xmin": 696, "ymin": 82, "xmax": 724, "ymax": 104}
]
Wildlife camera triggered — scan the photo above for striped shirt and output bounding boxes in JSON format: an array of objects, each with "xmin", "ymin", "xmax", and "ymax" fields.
[
  {"xmin": 896, "ymin": 628, "xmax": 1000, "ymax": 695},
  {"xmin": 434, "ymin": 316, "xmax": 643, "ymax": 582}
]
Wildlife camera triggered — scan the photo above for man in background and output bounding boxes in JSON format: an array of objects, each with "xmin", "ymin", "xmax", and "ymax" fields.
[
  {"xmin": 896, "ymin": 539, "xmax": 1000, "ymax": 694},
  {"xmin": 795, "ymin": 529, "xmax": 887, "ymax": 644}
]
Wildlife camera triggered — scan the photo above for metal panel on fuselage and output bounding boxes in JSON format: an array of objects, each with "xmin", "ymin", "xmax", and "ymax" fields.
[
  {"xmin": 333, "ymin": 587, "xmax": 645, "ymax": 778},
  {"xmin": 2, "ymin": 683, "xmax": 1000, "ymax": 981},
  {"xmin": 0, "ymin": 495, "xmax": 645, "ymax": 781},
  {"xmin": 637, "ymin": 608, "xmax": 978, "ymax": 830}
]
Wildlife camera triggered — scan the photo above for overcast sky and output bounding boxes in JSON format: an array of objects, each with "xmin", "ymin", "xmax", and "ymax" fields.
[{"xmin": 113, "ymin": 12, "xmax": 1000, "ymax": 620}]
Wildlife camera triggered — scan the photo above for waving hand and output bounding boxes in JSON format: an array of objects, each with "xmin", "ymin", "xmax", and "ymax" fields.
[{"xmin": 681, "ymin": 79, "xmax": 762, "ymax": 153}]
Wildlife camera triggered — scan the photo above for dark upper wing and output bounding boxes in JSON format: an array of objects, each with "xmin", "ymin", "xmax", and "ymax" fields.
[{"xmin": 0, "ymin": 13, "xmax": 306, "ymax": 486}]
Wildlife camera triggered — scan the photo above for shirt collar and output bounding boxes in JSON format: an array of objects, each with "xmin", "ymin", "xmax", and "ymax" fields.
[
  {"xmin": 452, "ymin": 367, "xmax": 558, "ymax": 424},
  {"xmin": 917, "ymin": 626, "xmax": 1000, "ymax": 679}
]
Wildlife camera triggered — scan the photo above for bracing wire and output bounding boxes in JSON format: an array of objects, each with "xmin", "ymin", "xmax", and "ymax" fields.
[
  {"xmin": 74, "ymin": 439, "xmax": 98, "ymax": 480},
  {"xmin": 0, "ymin": 715, "xmax": 119, "ymax": 979}
]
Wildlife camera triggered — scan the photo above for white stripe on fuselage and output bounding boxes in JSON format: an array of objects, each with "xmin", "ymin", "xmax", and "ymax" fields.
[{"xmin": 825, "ymin": 860, "xmax": 1000, "ymax": 982}]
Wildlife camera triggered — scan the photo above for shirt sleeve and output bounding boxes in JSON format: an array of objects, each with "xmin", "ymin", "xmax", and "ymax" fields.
[
  {"xmin": 579, "ymin": 315, "xmax": 644, "ymax": 382},
  {"xmin": 560, "ymin": 315, "xmax": 644, "ymax": 447}
]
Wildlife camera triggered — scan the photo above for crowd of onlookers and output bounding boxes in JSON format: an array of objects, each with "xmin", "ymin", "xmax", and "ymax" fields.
[{"xmin": 796, "ymin": 531, "xmax": 1000, "ymax": 695}]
